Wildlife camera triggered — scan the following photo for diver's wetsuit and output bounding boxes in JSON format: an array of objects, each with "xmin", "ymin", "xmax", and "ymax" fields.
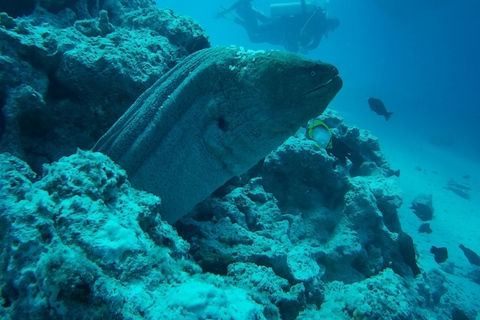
[
  {"xmin": 219, "ymin": 0, "xmax": 339, "ymax": 53},
  {"xmin": 273, "ymin": 7, "xmax": 339, "ymax": 53}
]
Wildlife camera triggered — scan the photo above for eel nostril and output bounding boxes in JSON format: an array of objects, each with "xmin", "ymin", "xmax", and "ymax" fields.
[{"xmin": 218, "ymin": 117, "xmax": 228, "ymax": 132}]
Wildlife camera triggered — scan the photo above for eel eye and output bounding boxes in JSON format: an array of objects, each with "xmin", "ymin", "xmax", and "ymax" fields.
[{"xmin": 310, "ymin": 71, "xmax": 316, "ymax": 76}]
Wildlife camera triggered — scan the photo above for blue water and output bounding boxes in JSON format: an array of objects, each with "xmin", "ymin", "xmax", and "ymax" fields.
[
  {"xmin": 2, "ymin": 2, "xmax": 479, "ymax": 318},
  {"xmin": 158, "ymin": 0, "xmax": 480, "ymax": 161}
]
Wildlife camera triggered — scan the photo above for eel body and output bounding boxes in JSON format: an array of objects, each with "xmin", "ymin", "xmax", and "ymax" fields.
[{"xmin": 93, "ymin": 46, "xmax": 342, "ymax": 223}]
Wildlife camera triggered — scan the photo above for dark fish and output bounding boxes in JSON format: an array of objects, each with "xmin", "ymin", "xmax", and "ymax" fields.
[
  {"xmin": 327, "ymin": 136, "xmax": 351, "ymax": 165},
  {"xmin": 398, "ymin": 232, "xmax": 421, "ymax": 276},
  {"xmin": 410, "ymin": 194, "xmax": 434, "ymax": 221},
  {"xmin": 367, "ymin": 97, "xmax": 393, "ymax": 121},
  {"xmin": 430, "ymin": 246, "xmax": 448, "ymax": 264},
  {"xmin": 452, "ymin": 307, "xmax": 470, "ymax": 320},
  {"xmin": 459, "ymin": 244, "xmax": 480, "ymax": 266},
  {"xmin": 327, "ymin": 136, "xmax": 365, "ymax": 176},
  {"xmin": 385, "ymin": 168, "xmax": 400, "ymax": 177},
  {"xmin": 418, "ymin": 223, "xmax": 432, "ymax": 234}
]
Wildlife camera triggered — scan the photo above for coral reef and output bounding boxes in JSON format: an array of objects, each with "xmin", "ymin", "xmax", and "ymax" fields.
[
  {"xmin": 0, "ymin": 0, "xmax": 209, "ymax": 171},
  {"xmin": 0, "ymin": 150, "xmax": 264, "ymax": 320},
  {"xmin": 0, "ymin": 111, "xmax": 474, "ymax": 319},
  {"xmin": 175, "ymin": 111, "xmax": 439, "ymax": 319},
  {"xmin": 300, "ymin": 268, "xmax": 450, "ymax": 319}
]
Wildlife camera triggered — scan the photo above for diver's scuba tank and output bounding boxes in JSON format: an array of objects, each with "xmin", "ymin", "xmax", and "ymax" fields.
[{"xmin": 270, "ymin": 1, "xmax": 316, "ymax": 17}]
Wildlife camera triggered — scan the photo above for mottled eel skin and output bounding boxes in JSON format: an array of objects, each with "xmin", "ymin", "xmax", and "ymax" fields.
[{"xmin": 94, "ymin": 46, "xmax": 342, "ymax": 223}]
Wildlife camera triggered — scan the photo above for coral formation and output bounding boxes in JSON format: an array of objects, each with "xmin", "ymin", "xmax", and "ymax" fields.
[
  {"xmin": 0, "ymin": 150, "xmax": 264, "ymax": 319},
  {"xmin": 0, "ymin": 0, "xmax": 209, "ymax": 171},
  {"xmin": 0, "ymin": 112, "xmax": 474, "ymax": 319}
]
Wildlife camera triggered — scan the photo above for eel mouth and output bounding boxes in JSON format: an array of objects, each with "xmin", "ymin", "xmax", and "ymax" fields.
[{"xmin": 301, "ymin": 75, "xmax": 342, "ymax": 97}]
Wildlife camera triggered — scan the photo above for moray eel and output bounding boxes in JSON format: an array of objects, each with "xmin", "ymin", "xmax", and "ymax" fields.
[{"xmin": 93, "ymin": 46, "xmax": 342, "ymax": 223}]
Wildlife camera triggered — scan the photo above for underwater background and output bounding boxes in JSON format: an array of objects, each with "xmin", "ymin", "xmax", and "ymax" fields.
[
  {"xmin": 161, "ymin": 0, "xmax": 480, "ymax": 161},
  {"xmin": 0, "ymin": 0, "xmax": 479, "ymax": 319}
]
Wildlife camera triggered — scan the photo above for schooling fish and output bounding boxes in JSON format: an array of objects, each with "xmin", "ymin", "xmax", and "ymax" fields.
[
  {"xmin": 94, "ymin": 46, "xmax": 342, "ymax": 223},
  {"xmin": 367, "ymin": 97, "xmax": 393, "ymax": 121},
  {"xmin": 459, "ymin": 244, "xmax": 480, "ymax": 266}
]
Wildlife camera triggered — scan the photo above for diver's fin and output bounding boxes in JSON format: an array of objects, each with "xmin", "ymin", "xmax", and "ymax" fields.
[
  {"xmin": 214, "ymin": 6, "xmax": 228, "ymax": 19},
  {"xmin": 215, "ymin": 6, "xmax": 238, "ymax": 21},
  {"xmin": 394, "ymin": 169, "xmax": 400, "ymax": 177},
  {"xmin": 385, "ymin": 112, "xmax": 393, "ymax": 121}
]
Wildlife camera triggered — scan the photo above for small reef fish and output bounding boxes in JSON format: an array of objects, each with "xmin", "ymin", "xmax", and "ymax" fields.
[
  {"xmin": 418, "ymin": 223, "xmax": 432, "ymax": 234},
  {"xmin": 459, "ymin": 244, "xmax": 480, "ymax": 266},
  {"xmin": 385, "ymin": 168, "xmax": 400, "ymax": 178},
  {"xmin": 430, "ymin": 246, "xmax": 448, "ymax": 264},
  {"xmin": 367, "ymin": 97, "xmax": 393, "ymax": 121},
  {"xmin": 307, "ymin": 120, "xmax": 333, "ymax": 149}
]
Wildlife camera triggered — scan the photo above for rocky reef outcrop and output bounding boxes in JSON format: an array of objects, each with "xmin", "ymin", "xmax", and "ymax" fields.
[
  {"xmin": 176, "ymin": 111, "xmax": 407, "ymax": 317},
  {"xmin": 0, "ymin": 111, "xmax": 474, "ymax": 319},
  {"xmin": 0, "ymin": 0, "xmax": 209, "ymax": 172},
  {"xmin": 0, "ymin": 150, "xmax": 265, "ymax": 320}
]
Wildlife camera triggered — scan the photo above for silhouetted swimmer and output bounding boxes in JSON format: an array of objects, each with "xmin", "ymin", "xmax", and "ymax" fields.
[{"xmin": 216, "ymin": 0, "xmax": 339, "ymax": 54}]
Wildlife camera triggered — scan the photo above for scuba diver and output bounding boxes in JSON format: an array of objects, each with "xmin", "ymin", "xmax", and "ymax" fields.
[{"xmin": 215, "ymin": 0, "xmax": 339, "ymax": 54}]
